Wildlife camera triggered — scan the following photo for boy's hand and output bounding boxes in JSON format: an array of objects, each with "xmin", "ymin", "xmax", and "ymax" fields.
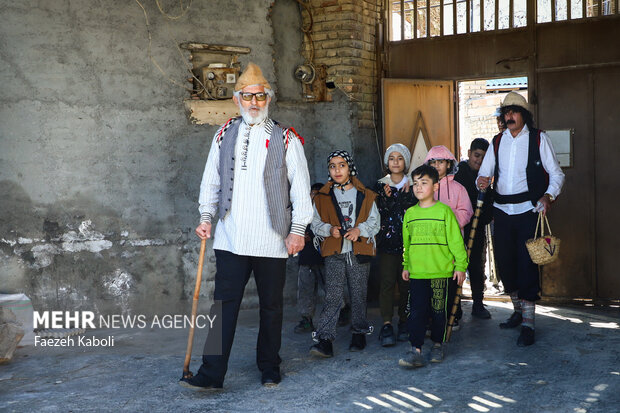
[
  {"xmin": 330, "ymin": 226, "xmax": 342, "ymax": 238},
  {"xmin": 453, "ymin": 271, "xmax": 466, "ymax": 286},
  {"xmin": 402, "ymin": 270, "xmax": 410, "ymax": 281},
  {"xmin": 344, "ymin": 228, "xmax": 361, "ymax": 242}
]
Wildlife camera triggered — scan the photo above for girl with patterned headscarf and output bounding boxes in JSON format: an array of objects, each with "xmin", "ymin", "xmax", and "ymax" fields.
[{"xmin": 309, "ymin": 150, "xmax": 380, "ymax": 357}]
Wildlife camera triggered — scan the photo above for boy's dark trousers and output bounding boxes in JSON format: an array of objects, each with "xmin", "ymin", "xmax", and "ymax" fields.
[
  {"xmin": 464, "ymin": 222, "xmax": 487, "ymax": 304},
  {"xmin": 407, "ymin": 278, "xmax": 451, "ymax": 348},
  {"xmin": 197, "ymin": 249, "xmax": 287, "ymax": 386}
]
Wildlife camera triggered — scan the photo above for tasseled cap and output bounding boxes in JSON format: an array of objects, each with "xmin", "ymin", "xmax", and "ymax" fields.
[{"xmin": 234, "ymin": 62, "xmax": 271, "ymax": 91}]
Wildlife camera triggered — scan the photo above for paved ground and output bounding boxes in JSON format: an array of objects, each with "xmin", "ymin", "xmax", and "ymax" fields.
[{"xmin": 1, "ymin": 299, "xmax": 619, "ymax": 413}]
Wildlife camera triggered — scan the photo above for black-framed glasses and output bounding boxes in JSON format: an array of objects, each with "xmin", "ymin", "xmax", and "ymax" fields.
[{"xmin": 240, "ymin": 92, "xmax": 268, "ymax": 102}]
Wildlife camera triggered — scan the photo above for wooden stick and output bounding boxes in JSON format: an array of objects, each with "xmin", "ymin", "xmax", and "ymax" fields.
[
  {"xmin": 182, "ymin": 238, "xmax": 207, "ymax": 378},
  {"xmin": 445, "ymin": 191, "xmax": 485, "ymax": 341}
]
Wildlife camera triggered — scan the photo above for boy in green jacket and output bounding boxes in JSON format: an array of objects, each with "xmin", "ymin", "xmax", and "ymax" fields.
[{"xmin": 399, "ymin": 164, "xmax": 468, "ymax": 367}]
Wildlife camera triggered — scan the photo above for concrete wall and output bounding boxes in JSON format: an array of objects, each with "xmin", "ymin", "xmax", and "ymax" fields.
[{"xmin": 0, "ymin": 0, "xmax": 382, "ymax": 315}]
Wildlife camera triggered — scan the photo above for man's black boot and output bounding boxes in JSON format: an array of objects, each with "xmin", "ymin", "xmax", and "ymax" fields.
[
  {"xmin": 472, "ymin": 302, "xmax": 492, "ymax": 319},
  {"xmin": 499, "ymin": 312, "xmax": 523, "ymax": 329},
  {"xmin": 517, "ymin": 326, "xmax": 535, "ymax": 347}
]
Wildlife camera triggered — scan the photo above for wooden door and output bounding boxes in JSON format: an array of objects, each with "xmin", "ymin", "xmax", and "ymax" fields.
[{"xmin": 382, "ymin": 79, "xmax": 455, "ymax": 172}]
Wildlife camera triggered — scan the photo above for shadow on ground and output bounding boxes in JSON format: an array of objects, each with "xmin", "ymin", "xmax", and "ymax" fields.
[{"xmin": 1, "ymin": 301, "xmax": 619, "ymax": 412}]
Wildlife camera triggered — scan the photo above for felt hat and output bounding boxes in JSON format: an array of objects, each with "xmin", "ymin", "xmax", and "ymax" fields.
[
  {"xmin": 384, "ymin": 143, "xmax": 411, "ymax": 171},
  {"xmin": 501, "ymin": 92, "xmax": 530, "ymax": 112},
  {"xmin": 235, "ymin": 62, "xmax": 271, "ymax": 91}
]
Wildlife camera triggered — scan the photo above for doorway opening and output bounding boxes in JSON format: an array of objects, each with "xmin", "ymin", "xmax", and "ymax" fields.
[
  {"xmin": 456, "ymin": 76, "xmax": 528, "ymax": 298},
  {"xmin": 457, "ymin": 77, "xmax": 528, "ymax": 159}
]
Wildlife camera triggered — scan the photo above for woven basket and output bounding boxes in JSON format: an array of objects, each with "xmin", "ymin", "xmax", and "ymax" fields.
[{"xmin": 526, "ymin": 212, "xmax": 560, "ymax": 265}]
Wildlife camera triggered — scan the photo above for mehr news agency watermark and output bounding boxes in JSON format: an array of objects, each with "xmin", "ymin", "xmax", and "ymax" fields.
[{"xmin": 33, "ymin": 308, "xmax": 220, "ymax": 348}]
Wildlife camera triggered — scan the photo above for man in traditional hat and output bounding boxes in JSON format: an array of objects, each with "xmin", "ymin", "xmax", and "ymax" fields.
[
  {"xmin": 477, "ymin": 92, "xmax": 564, "ymax": 347},
  {"xmin": 180, "ymin": 63, "xmax": 313, "ymax": 390}
]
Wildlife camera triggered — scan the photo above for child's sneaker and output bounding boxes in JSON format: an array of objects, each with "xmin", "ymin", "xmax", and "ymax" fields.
[
  {"xmin": 398, "ymin": 346, "xmax": 426, "ymax": 368},
  {"xmin": 294, "ymin": 316, "xmax": 314, "ymax": 333},
  {"xmin": 349, "ymin": 333, "xmax": 366, "ymax": 351},
  {"xmin": 397, "ymin": 321, "xmax": 409, "ymax": 342},
  {"xmin": 430, "ymin": 343, "xmax": 444, "ymax": 363},
  {"xmin": 310, "ymin": 338, "xmax": 333, "ymax": 358},
  {"xmin": 379, "ymin": 324, "xmax": 396, "ymax": 347}
]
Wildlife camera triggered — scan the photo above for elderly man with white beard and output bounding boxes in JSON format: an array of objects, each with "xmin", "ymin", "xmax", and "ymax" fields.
[{"xmin": 180, "ymin": 63, "xmax": 312, "ymax": 390}]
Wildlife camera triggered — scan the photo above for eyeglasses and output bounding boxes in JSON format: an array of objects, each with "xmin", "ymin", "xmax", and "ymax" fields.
[{"xmin": 240, "ymin": 92, "xmax": 268, "ymax": 102}]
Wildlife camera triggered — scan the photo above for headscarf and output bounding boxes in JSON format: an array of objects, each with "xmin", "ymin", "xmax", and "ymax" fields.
[{"xmin": 327, "ymin": 150, "xmax": 357, "ymax": 193}]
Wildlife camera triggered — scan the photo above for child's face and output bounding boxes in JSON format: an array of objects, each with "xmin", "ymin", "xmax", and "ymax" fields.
[
  {"xmin": 387, "ymin": 151, "xmax": 406, "ymax": 174},
  {"xmin": 467, "ymin": 149, "xmax": 486, "ymax": 172},
  {"xmin": 412, "ymin": 174, "xmax": 438, "ymax": 201},
  {"xmin": 328, "ymin": 156, "xmax": 350, "ymax": 185},
  {"xmin": 429, "ymin": 159, "xmax": 449, "ymax": 179}
]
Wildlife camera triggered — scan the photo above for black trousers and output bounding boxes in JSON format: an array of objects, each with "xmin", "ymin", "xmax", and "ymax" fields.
[
  {"xmin": 407, "ymin": 278, "xmax": 451, "ymax": 348},
  {"xmin": 198, "ymin": 249, "xmax": 287, "ymax": 385},
  {"xmin": 464, "ymin": 222, "xmax": 487, "ymax": 303},
  {"xmin": 493, "ymin": 208, "xmax": 540, "ymax": 301}
]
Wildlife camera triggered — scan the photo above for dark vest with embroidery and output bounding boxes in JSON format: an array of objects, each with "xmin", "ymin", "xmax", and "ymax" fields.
[
  {"xmin": 218, "ymin": 117, "xmax": 291, "ymax": 237},
  {"xmin": 492, "ymin": 128, "xmax": 549, "ymax": 207}
]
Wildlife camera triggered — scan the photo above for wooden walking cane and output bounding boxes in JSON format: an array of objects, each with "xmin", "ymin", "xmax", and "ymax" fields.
[
  {"xmin": 445, "ymin": 190, "xmax": 485, "ymax": 342},
  {"xmin": 182, "ymin": 238, "xmax": 207, "ymax": 379}
]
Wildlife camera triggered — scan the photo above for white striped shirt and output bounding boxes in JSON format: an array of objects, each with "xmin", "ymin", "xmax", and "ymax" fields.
[{"xmin": 198, "ymin": 119, "xmax": 313, "ymax": 258}]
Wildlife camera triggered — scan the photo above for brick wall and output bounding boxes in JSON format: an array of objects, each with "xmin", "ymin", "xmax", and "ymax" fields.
[{"xmin": 301, "ymin": 0, "xmax": 381, "ymax": 128}]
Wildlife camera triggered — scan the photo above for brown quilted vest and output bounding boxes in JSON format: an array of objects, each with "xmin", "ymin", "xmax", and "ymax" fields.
[{"xmin": 314, "ymin": 176, "xmax": 377, "ymax": 257}]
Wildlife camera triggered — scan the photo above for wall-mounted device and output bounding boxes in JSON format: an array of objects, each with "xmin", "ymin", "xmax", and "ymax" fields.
[{"xmin": 180, "ymin": 42, "xmax": 251, "ymax": 101}]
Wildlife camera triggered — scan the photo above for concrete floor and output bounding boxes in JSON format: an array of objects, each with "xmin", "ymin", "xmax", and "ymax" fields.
[{"xmin": 1, "ymin": 300, "xmax": 619, "ymax": 413}]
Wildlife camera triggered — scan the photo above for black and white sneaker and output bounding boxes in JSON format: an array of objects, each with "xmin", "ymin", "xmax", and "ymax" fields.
[
  {"xmin": 349, "ymin": 333, "xmax": 367, "ymax": 351},
  {"xmin": 310, "ymin": 338, "xmax": 334, "ymax": 358}
]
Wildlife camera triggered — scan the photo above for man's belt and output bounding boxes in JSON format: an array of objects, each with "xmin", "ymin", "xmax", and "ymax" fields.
[{"xmin": 494, "ymin": 191, "xmax": 531, "ymax": 204}]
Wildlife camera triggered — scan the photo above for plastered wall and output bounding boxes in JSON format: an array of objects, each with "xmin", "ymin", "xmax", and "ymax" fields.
[{"xmin": 0, "ymin": 0, "xmax": 383, "ymax": 314}]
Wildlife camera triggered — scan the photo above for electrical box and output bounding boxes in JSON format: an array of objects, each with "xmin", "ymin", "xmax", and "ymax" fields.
[{"xmin": 193, "ymin": 64, "xmax": 239, "ymax": 100}]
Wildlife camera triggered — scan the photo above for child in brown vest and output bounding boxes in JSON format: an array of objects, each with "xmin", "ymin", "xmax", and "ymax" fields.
[{"xmin": 309, "ymin": 150, "xmax": 380, "ymax": 357}]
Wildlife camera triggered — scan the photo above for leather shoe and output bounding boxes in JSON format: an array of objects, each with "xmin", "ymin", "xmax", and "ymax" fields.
[
  {"xmin": 261, "ymin": 369, "xmax": 281, "ymax": 387},
  {"xmin": 471, "ymin": 303, "xmax": 492, "ymax": 319},
  {"xmin": 499, "ymin": 312, "xmax": 523, "ymax": 329},
  {"xmin": 517, "ymin": 326, "xmax": 535, "ymax": 347},
  {"xmin": 179, "ymin": 373, "xmax": 223, "ymax": 391}
]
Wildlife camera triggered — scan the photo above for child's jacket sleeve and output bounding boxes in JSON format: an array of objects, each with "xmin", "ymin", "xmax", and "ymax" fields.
[
  {"xmin": 357, "ymin": 202, "xmax": 380, "ymax": 238},
  {"xmin": 311, "ymin": 204, "xmax": 332, "ymax": 238},
  {"xmin": 446, "ymin": 208, "xmax": 469, "ymax": 272},
  {"xmin": 453, "ymin": 182, "xmax": 474, "ymax": 229}
]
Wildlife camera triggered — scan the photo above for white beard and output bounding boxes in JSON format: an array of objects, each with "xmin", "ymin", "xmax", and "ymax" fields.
[{"xmin": 238, "ymin": 103, "xmax": 269, "ymax": 125}]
